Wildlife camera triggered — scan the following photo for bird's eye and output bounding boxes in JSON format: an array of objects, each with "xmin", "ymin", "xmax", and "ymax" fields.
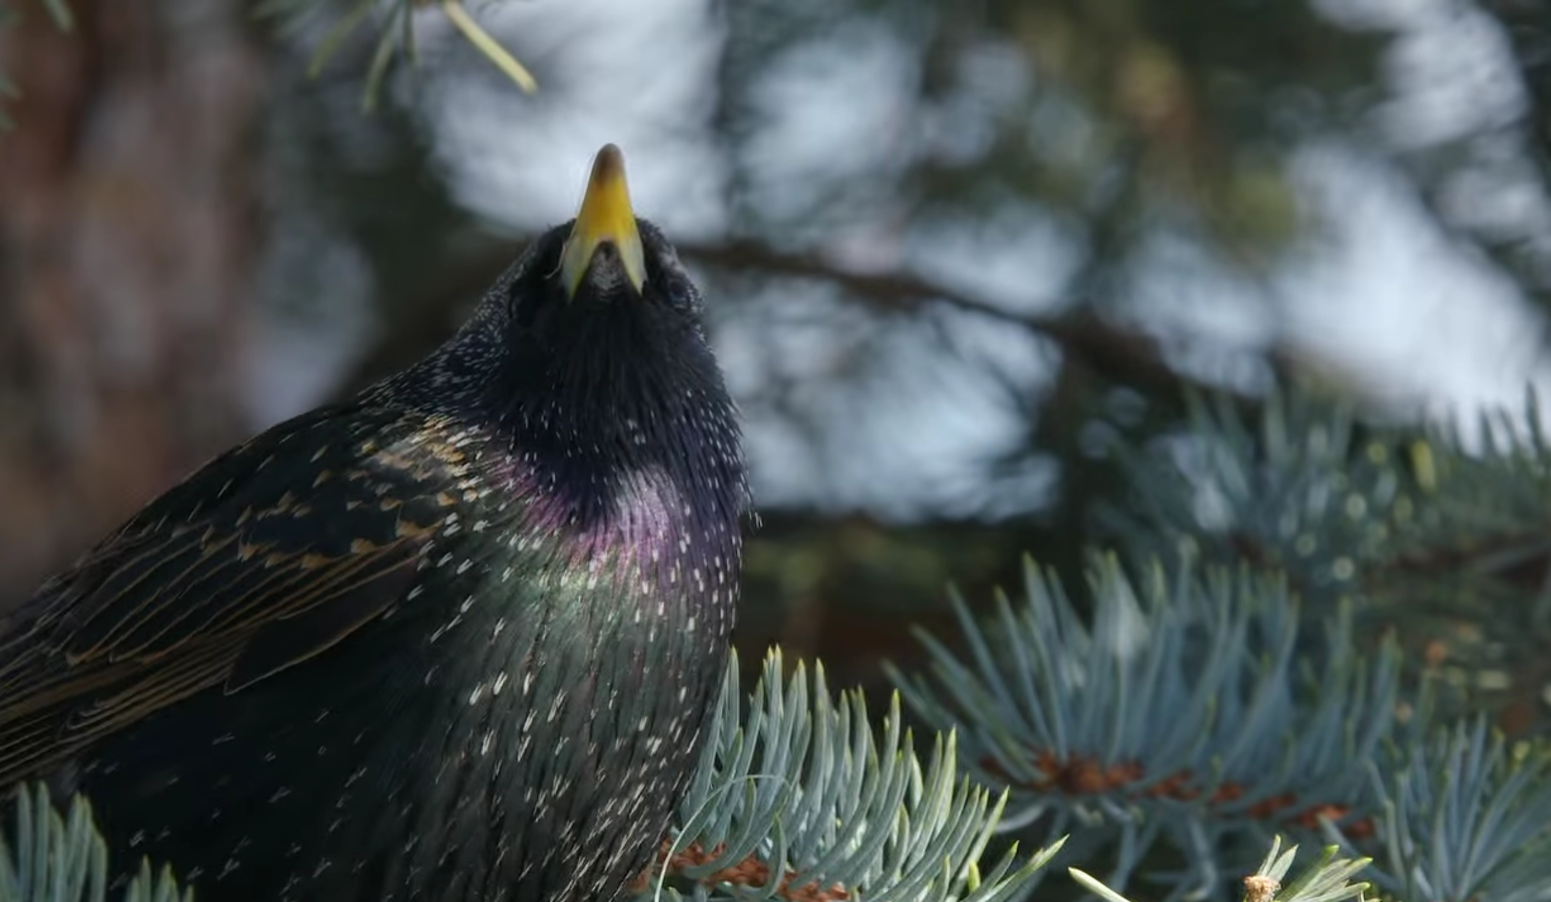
[{"xmin": 660, "ymin": 274, "xmax": 696, "ymax": 310}]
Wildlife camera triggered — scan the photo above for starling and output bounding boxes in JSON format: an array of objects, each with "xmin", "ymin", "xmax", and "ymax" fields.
[{"xmin": 0, "ymin": 144, "xmax": 749, "ymax": 902}]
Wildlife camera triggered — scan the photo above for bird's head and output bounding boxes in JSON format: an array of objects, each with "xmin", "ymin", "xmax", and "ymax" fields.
[{"xmin": 452, "ymin": 144, "xmax": 744, "ymax": 519}]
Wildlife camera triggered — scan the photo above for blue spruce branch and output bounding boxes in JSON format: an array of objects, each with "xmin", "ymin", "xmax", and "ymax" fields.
[
  {"xmin": 889, "ymin": 554, "xmax": 1403, "ymax": 898},
  {"xmin": 633, "ymin": 647, "xmax": 1055, "ymax": 902},
  {"xmin": 1072, "ymin": 837, "xmax": 1370, "ymax": 902},
  {"xmin": 1345, "ymin": 720, "xmax": 1551, "ymax": 902}
]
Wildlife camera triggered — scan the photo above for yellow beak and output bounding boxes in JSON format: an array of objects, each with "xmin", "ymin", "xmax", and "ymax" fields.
[{"xmin": 559, "ymin": 144, "xmax": 647, "ymax": 298}]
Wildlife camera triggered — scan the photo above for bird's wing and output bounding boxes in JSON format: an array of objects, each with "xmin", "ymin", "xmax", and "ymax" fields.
[{"xmin": 0, "ymin": 403, "xmax": 470, "ymax": 782}]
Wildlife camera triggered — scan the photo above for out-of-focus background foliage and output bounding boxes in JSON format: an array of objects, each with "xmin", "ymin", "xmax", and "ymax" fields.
[{"xmin": 2, "ymin": 0, "xmax": 1549, "ymax": 692}]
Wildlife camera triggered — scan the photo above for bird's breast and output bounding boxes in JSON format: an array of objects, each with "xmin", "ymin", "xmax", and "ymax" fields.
[{"xmin": 335, "ymin": 462, "xmax": 738, "ymax": 896}]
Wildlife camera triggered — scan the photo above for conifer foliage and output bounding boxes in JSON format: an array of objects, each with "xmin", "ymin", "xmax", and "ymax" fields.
[{"xmin": 891, "ymin": 391, "xmax": 1551, "ymax": 901}]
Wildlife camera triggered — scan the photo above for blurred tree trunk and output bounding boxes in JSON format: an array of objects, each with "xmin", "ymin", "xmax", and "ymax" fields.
[{"xmin": 0, "ymin": 0, "xmax": 265, "ymax": 608}]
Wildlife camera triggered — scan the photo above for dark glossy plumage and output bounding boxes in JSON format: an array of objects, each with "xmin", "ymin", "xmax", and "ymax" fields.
[{"xmin": 0, "ymin": 146, "xmax": 748, "ymax": 902}]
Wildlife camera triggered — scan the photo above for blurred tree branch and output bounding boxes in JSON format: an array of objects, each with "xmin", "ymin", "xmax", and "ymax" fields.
[{"xmin": 340, "ymin": 237, "xmax": 1259, "ymax": 414}]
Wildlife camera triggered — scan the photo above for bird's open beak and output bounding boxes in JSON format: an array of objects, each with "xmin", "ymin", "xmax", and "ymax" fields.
[{"xmin": 560, "ymin": 144, "xmax": 647, "ymax": 299}]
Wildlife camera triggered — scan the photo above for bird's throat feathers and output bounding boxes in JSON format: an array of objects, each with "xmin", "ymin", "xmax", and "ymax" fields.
[
  {"xmin": 487, "ymin": 401, "xmax": 746, "ymax": 607},
  {"xmin": 395, "ymin": 300, "xmax": 749, "ymax": 596}
]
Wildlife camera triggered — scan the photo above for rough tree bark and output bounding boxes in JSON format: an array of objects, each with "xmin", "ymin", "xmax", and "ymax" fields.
[{"xmin": 0, "ymin": 0, "xmax": 265, "ymax": 608}]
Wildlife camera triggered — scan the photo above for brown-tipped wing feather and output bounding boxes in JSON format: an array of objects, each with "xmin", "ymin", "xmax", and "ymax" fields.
[{"xmin": 0, "ymin": 403, "xmax": 463, "ymax": 786}]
